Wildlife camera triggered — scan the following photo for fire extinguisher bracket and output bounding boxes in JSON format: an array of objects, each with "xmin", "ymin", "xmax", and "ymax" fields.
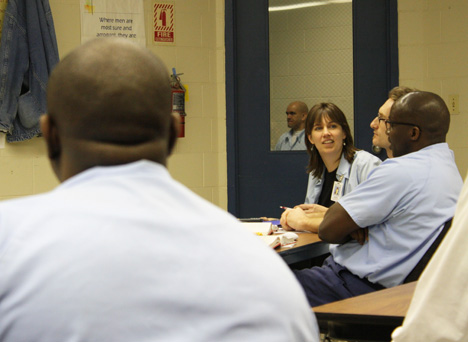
[{"xmin": 170, "ymin": 68, "xmax": 186, "ymax": 138}]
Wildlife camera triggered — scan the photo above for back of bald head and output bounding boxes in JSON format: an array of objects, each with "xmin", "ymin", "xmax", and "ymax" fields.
[
  {"xmin": 289, "ymin": 101, "xmax": 308, "ymax": 114},
  {"xmin": 391, "ymin": 91, "xmax": 450, "ymax": 143},
  {"xmin": 46, "ymin": 38, "xmax": 173, "ymax": 167}
]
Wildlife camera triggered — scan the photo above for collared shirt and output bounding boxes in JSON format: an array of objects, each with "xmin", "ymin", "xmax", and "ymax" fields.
[
  {"xmin": 275, "ymin": 129, "xmax": 306, "ymax": 151},
  {"xmin": 0, "ymin": 160, "xmax": 319, "ymax": 342},
  {"xmin": 305, "ymin": 150, "xmax": 382, "ymax": 204},
  {"xmin": 334, "ymin": 143, "xmax": 463, "ymax": 288},
  {"xmin": 391, "ymin": 178, "xmax": 468, "ymax": 342}
]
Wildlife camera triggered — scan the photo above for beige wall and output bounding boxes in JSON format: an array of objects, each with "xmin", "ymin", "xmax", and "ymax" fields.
[
  {"xmin": 0, "ymin": 0, "xmax": 228, "ymax": 208},
  {"xmin": 1, "ymin": 0, "xmax": 468, "ymax": 203},
  {"xmin": 398, "ymin": 0, "xmax": 468, "ymax": 178},
  {"xmin": 269, "ymin": 2, "xmax": 354, "ymax": 149}
]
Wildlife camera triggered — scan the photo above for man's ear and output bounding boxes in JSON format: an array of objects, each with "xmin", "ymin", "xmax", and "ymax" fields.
[
  {"xmin": 410, "ymin": 126, "xmax": 421, "ymax": 141},
  {"xmin": 167, "ymin": 113, "xmax": 180, "ymax": 155},
  {"xmin": 40, "ymin": 114, "xmax": 61, "ymax": 160}
]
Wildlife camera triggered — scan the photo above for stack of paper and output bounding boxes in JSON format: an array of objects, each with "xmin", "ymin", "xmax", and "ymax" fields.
[
  {"xmin": 242, "ymin": 222, "xmax": 282, "ymax": 248},
  {"xmin": 259, "ymin": 235, "xmax": 281, "ymax": 249},
  {"xmin": 242, "ymin": 222, "xmax": 273, "ymax": 236}
]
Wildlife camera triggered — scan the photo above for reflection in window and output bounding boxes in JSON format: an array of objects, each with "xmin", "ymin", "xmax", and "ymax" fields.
[{"xmin": 269, "ymin": 0, "xmax": 353, "ymax": 151}]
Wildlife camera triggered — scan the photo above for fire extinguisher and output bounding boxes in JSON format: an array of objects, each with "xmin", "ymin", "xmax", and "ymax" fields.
[{"xmin": 170, "ymin": 68, "xmax": 186, "ymax": 138}]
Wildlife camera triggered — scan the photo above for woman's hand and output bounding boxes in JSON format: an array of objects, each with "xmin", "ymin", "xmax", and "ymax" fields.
[
  {"xmin": 295, "ymin": 203, "xmax": 328, "ymax": 213},
  {"xmin": 280, "ymin": 209, "xmax": 294, "ymax": 230},
  {"xmin": 280, "ymin": 207, "xmax": 324, "ymax": 233}
]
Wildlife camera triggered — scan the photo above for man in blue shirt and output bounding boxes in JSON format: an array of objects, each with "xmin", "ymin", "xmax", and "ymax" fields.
[
  {"xmin": 0, "ymin": 38, "xmax": 320, "ymax": 342},
  {"xmin": 294, "ymin": 91, "xmax": 463, "ymax": 306},
  {"xmin": 275, "ymin": 101, "xmax": 308, "ymax": 150}
]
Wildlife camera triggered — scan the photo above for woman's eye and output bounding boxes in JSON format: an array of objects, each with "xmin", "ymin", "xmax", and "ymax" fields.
[
  {"xmin": 313, "ymin": 126, "xmax": 322, "ymax": 131},
  {"xmin": 329, "ymin": 124, "xmax": 338, "ymax": 129}
]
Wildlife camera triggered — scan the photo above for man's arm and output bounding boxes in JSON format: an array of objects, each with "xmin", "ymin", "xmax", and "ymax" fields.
[{"xmin": 318, "ymin": 203, "xmax": 361, "ymax": 243}]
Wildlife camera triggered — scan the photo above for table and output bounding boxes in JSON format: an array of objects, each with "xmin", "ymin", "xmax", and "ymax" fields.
[
  {"xmin": 277, "ymin": 232, "xmax": 329, "ymax": 265},
  {"xmin": 313, "ymin": 281, "xmax": 417, "ymax": 341}
]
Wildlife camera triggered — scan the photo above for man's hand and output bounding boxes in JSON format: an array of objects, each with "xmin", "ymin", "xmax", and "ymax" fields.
[
  {"xmin": 319, "ymin": 203, "xmax": 361, "ymax": 243},
  {"xmin": 349, "ymin": 227, "xmax": 368, "ymax": 245}
]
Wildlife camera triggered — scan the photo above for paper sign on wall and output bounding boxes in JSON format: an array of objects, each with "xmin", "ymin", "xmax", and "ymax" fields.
[
  {"xmin": 80, "ymin": 0, "xmax": 146, "ymax": 46},
  {"xmin": 153, "ymin": 2, "xmax": 175, "ymax": 44}
]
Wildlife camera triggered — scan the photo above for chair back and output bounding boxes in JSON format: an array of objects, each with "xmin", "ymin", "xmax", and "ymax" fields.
[{"xmin": 403, "ymin": 218, "xmax": 453, "ymax": 283}]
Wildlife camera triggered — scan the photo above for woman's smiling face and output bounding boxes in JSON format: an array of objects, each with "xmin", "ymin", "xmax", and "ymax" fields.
[{"xmin": 308, "ymin": 115, "xmax": 346, "ymax": 159}]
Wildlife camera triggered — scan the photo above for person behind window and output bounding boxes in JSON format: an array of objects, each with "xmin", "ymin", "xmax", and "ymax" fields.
[{"xmin": 275, "ymin": 101, "xmax": 308, "ymax": 151}]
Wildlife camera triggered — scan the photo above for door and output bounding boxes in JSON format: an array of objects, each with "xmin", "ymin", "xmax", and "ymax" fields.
[{"xmin": 225, "ymin": 0, "xmax": 398, "ymax": 218}]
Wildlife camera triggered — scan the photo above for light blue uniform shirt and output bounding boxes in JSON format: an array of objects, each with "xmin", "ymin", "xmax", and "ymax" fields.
[
  {"xmin": 334, "ymin": 143, "xmax": 463, "ymax": 288},
  {"xmin": 275, "ymin": 129, "xmax": 306, "ymax": 151},
  {"xmin": 0, "ymin": 161, "xmax": 319, "ymax": 342},
  {"xmin": 305, "ymin": 150, "xmax": 382, "ymax": 204}
]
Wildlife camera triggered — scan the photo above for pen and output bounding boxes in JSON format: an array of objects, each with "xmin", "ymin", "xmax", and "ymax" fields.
[{"xmin": 279, "ymin": 206, "xmax": 292, "ymax": 210}]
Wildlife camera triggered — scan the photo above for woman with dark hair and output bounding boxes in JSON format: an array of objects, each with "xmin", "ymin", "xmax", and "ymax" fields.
[{"xmin": 281, "ymin": 103, "xmax": 381, "ymax": 232}]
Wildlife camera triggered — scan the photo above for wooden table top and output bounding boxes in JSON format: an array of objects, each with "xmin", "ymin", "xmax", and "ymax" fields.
[
  {"xmin": 276, "ymin": 231, "xmax": 321, "ymax": 252},
  {"xmin": 313, "ymin": 281, "xmax": 417, "ymax": 326},
  {"xmin": 277, "ymin": 231, "xmax": 329, "ymax": 265}
]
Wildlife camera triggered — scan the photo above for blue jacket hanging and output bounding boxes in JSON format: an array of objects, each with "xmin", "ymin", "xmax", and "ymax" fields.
[{"xmin": 0, "ymin": 0, "xmax": 59, "ymax": 142}]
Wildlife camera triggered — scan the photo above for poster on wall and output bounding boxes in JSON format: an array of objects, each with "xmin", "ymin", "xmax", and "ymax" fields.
[
  {"xmin": 80, "ymin": 0, "xmax": 146, "ymax": 46},
  {"xmin": 153, "ymin": 2, "xmax": 175, "ymax": 45}
]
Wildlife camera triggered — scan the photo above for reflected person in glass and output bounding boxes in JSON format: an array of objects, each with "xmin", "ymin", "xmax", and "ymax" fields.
[{"xmin": 274, "ymin": 101, "xmax": 308, "ymax": 151}]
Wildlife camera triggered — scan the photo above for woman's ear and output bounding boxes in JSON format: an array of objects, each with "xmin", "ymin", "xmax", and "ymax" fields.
[{"xmin": 40, "ymin": 114, "xmax": 61, "ymax": 160}]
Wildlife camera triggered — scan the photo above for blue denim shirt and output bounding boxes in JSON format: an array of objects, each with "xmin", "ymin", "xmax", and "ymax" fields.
[{"xmin": 0, "ymin": 0, "xmax": 59, "ymax": 142}]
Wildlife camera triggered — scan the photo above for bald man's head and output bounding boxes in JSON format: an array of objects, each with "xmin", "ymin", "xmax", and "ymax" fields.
[
  {"xmin": 44, "ymin": 38, "xmax": 177, "ymax": 181},
  {"xmin": 392, "ymin": 91, "xmax": 450, "ymax": 141},
  {"xmin": 388, "ymin": 91, "xmax": 450, "ymax": 157}
]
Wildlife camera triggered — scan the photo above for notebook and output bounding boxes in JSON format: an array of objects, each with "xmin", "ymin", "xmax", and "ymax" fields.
[
  {"xmin": 242, "ymin": 221, "xmax": 274, "ymax": 236},
  {"xmin": 259, "ymin": 235, "xmax": 281, "ymax": 249}
]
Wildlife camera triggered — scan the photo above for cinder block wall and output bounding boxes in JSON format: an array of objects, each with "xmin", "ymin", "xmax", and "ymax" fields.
[
  {"xmin": 398, "ymin": 0, "xmax": 468, "ymax": 178},
  {"xmin": 0, "ymin": 0, "xmax": 228, "ymax": 209}
]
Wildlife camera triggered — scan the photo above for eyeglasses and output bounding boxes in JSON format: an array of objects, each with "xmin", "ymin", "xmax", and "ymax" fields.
[
  {"xmin": 384, "ymin": 119, "xmax": 422, "ymax": 133},
  {"xmin": 285, "ymin": 111, "xmax": 297, "ymax": 115},
  {"xmin": 376, "ymin": 116, "xmax": 386, "ymax": 124}
]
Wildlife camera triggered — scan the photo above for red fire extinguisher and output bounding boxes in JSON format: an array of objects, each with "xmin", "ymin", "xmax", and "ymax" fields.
[{"xmin": 170, "ymin": 68, "xmax": 186, "ymax": 138}]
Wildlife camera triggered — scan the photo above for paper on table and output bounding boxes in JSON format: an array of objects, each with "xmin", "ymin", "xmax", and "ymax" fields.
[
  {"xmin": 259, "ymin": 235, "xmax": 281, "ymax": 249},
  {"xmin": 242, "ymin": 222, "xmax": 274, "ymax": 236}
]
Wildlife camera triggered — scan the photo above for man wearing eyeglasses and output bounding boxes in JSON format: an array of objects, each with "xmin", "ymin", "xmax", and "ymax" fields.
[
  {"xmin": 293, "ymin": 91, "xmax": 463, "ymax": 307},
  {"xmin": 274, "ymin": 101, "xmax": 308, "ymax": 151},
  {"xmin": 370, "ymin": 86, "xmax": 417, "ymax": 158}
]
